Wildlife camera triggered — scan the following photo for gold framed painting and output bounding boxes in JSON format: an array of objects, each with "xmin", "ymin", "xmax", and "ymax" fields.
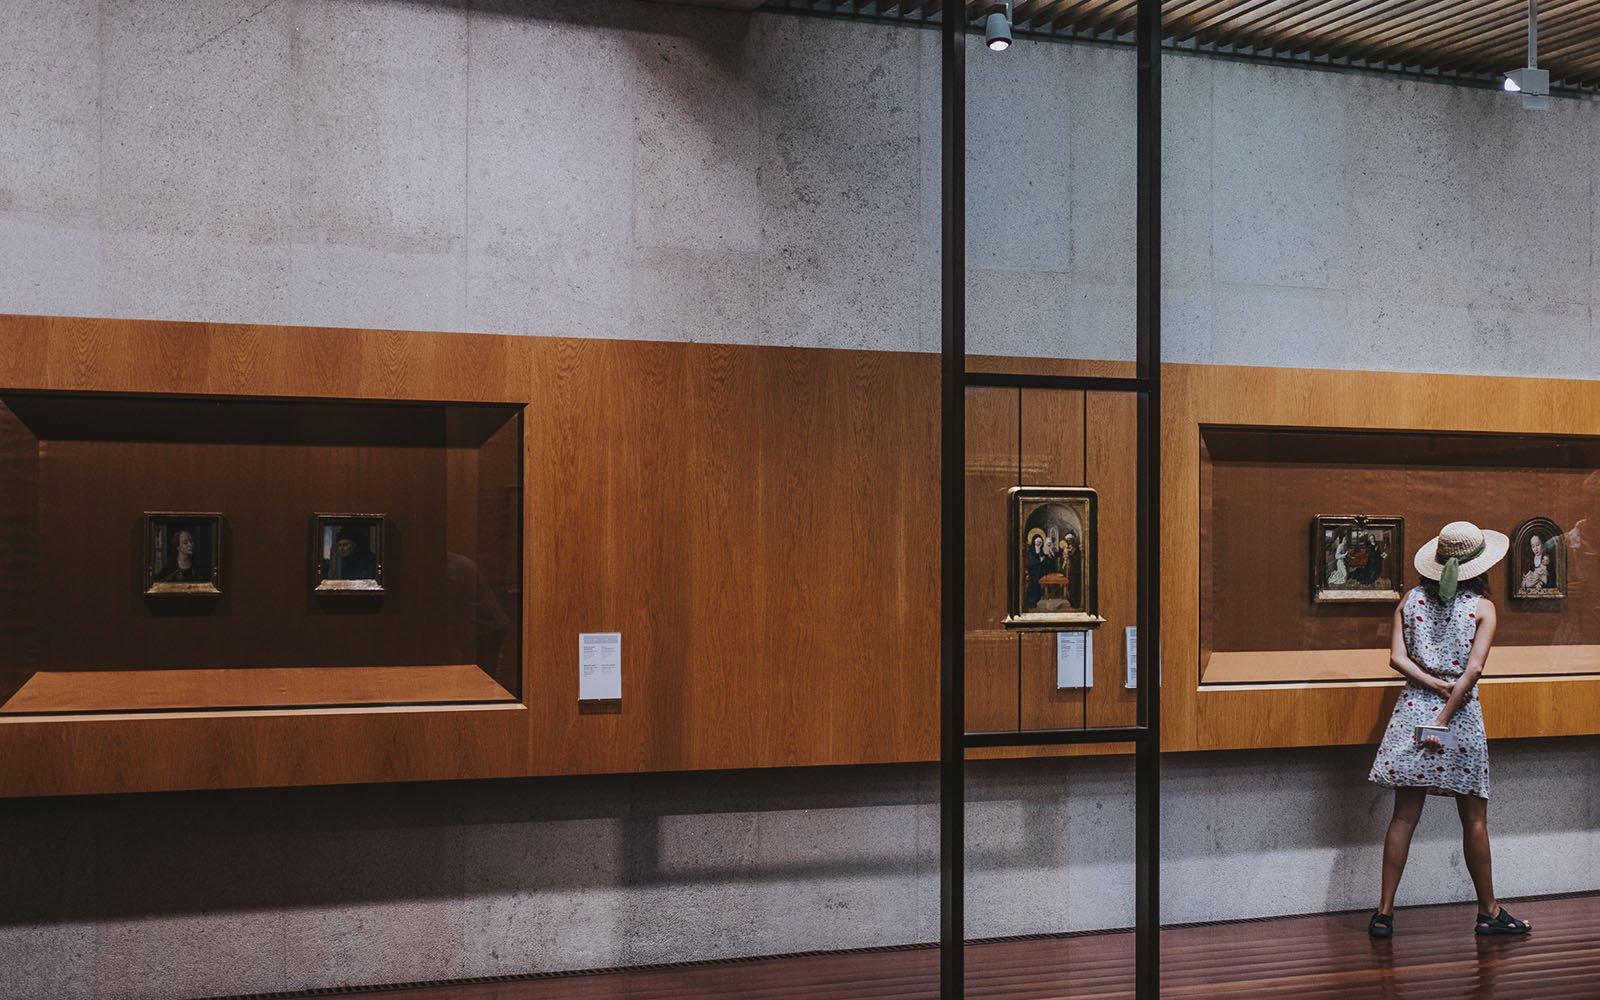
[
  {"xmin": 1510, "ymin": 516, "xmax": 1566, "ymax": 600},
  {"xmin": 143, "ymin": 512, "xmax": 223, "ymax": 596},
  {"xmin": 312, "ymin": 513, "xmax": 387, "ymax": 593},
  {"xmin": 1005, "ymin": 486, "xmax": 1103, "ymax": 630},
  {"xmin": 1311, "ymin": 515, "xmax": 1404, "ymax": 603}
]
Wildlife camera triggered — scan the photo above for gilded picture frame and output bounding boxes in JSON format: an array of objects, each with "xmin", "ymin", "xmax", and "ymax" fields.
[
  {"xmin": 1005, "ymin": 486, "xmax": 1104, "ymax": 630},
  {"xmin": 1312, "ymin": 514, "xmax": 1404, "ymax": 604}
]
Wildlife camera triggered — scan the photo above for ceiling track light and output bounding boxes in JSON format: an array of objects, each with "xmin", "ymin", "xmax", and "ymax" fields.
[
  {"xmin": 983, "ymin": 1, "xmax": 1013, "ymax": 52},
  {"xmin": 1504, "ymin": 0, "xmax": 1550, "ymax": 110}
]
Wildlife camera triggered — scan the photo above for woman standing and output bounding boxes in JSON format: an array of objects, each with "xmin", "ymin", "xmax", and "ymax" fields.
[{"xmin": 1366, "ymin": 521, "xmax": 1530, "ymax": 938}]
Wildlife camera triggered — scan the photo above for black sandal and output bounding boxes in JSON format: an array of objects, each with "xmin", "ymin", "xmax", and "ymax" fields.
[
  {"xmin": 1475, "ymin": 907, "xmax": 1531, "ymax": 935},
  {"xmin": 1368, "ymin": 911, "xmax": 1394, "ymax": 938}
]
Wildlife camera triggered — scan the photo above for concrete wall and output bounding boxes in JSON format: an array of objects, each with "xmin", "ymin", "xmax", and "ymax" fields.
[
  {"xmin": 7, "ymin": 744, "xmax": 1598, "ymax": 998},
  {"xmin": 3, "ymin": 1, "xmax": 1600, "ymax": 997},
  {"xmin": 6, "ymin": 0, "xmax": 1597, "ymax": 368}
]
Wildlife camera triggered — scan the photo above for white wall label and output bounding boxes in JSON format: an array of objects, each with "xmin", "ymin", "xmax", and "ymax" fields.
[
  {"xmin": 1124, "ymin": 626, "xmax": 1160, "ymax": 687},
  {"xmin": 1056, "ymin": 630, "xmax": 1093, "ymax": 689},
  {"xmin": 579, "ymin": 632, "xmax": 622, "ymax": 701}
]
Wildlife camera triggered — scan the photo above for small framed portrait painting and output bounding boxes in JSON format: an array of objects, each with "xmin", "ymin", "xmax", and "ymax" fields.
[
  {"xmin": 143, "ymin": 512, "xmax": 223, "ymax": 596},
  {"xmin": 1006, "ymin": 486, "xmax": 1104, "ymax": 630},
  {"xmin": 1312, "ymin": 515, "xmax": 1404, "ymax": 603},
  {"xmin": 1510, "ymin": 516, "xmax": 1566, "ymax": 600},
  {"xmin": 312, "ymin": 513, "xmax": 386, "ymax": 593}
]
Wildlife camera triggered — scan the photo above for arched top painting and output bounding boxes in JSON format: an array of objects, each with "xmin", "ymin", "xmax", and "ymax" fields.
[
  {"xmin": 1006, "ymin": 486, "xmax": 1103, "ymax": 630},
  {"xmin": 1511, "ymin": 516, "xmax": 1566, "ymax": 600}
]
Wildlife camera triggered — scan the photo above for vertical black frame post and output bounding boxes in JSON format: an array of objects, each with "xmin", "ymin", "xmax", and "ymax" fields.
[
  {"xmin": 1134, "ymin": 0, "xmax": 1162, "ymax": 996},
  {"xmin": 938, "ymin": 2, "xmax": 966, "ymax": 1000},
  {"xmin": 940, "ymin": 1, "xmax": 1158, "ymax": 997}
]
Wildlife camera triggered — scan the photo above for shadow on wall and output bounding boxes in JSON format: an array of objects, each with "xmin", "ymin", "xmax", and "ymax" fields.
[
  {"xmin": 0, "ymin": 756, "xmax": 1134, "ymax": 926},
  {"xmin": 1161, "ymin": 739, "xmax": 1600, "ymax": 921},
  {"xmin": 3, "ymin": 738, "xmax": 1592, "ymax": 931}
]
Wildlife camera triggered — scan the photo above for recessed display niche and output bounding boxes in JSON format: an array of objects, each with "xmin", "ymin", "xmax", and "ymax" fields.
[{"xmin": 0, "ymin": 390, "xmax": 522, "ymax": 714}]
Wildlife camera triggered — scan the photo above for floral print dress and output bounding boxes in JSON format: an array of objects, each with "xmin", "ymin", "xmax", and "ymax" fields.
[{"xmin": 1368, "ymin": 585, "xmax": 1491, "ymax": 799}]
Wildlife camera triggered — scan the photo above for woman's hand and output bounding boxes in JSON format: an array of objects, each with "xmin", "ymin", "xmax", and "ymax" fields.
[
  {"xmin": 1420, "ymin": 709, "xmax": 1451, "ymax": 751},
  {"xmin": 1416, "ymin": 675, "xmax": 1455, "ymax": 698}
]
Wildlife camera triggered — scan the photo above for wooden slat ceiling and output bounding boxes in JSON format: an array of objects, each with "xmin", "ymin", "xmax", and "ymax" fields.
[{"xmin": 746, "ymin": 1, "xmax": 1600, "ymax": 90}]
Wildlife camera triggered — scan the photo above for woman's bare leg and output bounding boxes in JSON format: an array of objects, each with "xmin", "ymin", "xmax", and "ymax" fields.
[
  {"xmin": 1378, "ymin": 789, "xmax": 1426, "ymax": 915},
  {"xmin": 1456, "ymin": 794, "xmax": 1498, "ymax": 915}
]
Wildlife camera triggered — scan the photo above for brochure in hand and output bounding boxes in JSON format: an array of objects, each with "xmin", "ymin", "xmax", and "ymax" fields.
[{"xmin": 1413, "ymin": 724, "xmax": 1459, "ymax": 751}]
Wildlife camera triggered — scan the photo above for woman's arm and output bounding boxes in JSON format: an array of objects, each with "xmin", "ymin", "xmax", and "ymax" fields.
[
  {"xmin": 1388, "ymin": 602, "xmax": 1454, "ymax": 696},
  {"xmin": 1434, "ymin": 598, "xmax": 1496, "ymax": 727}
]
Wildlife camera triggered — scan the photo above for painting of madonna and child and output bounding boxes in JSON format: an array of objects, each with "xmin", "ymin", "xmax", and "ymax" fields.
[
  {"xmin": 1312, "ymin": 515, "xmax": 1404, "ymax": 603},
  {"xmin": 1510, "ymin": 516, "xmax": 1566, "ymax": 600},
  {"xmin": 1006, "ymin": 487, "xmax": 1104, "ymax": 630}
]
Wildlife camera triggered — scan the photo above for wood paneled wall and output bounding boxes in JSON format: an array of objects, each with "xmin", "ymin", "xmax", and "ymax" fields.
[
  {"xmin": 963, "ymin": 388, "xmax": 1139, "ymax": 745},
  {"xmin": 0, "ymin": 317, "xmax": 1143, "ymax": 795},
  {"xmin": 6, "ymin": 316, "xmax": 1598, "ymax": 794},
  {"xmin": 520, "ymin": 339, "xmax": 941, "ymax": 774},
  {"xmin": 0, "ymin": 316, "xmax": 534, "ymax": 795}
]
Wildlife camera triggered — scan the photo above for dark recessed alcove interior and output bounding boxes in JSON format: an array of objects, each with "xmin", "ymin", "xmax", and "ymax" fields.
[{"xmin": 0, "ymin": 391, "xmax": 523, "ymax": 714}]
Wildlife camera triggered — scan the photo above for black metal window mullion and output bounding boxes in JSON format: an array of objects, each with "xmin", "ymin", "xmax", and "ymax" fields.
[
  {"xmin": 941, "ymin": 0, "xmax": 1161, "ymax": 996},
  {"xmin": 937, "ymin": 3, "xmax": 966, "ymax": 997}
]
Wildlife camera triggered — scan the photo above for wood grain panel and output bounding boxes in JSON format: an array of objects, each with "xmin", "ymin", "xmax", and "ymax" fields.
[
  {"xmin": 0, "ymin": 314, "xmax": 533, "ymax": 796},
  {"xmin": 1086, "ymin": 391, "xmax": 1139, "ymax": 728},
  {"xmin": 33, "ymin": 315, "xmax": 1600, "ymax": 782},
  {"xmin": 1, "ymin": 315, "xmax": 1150, "ymax": 795},
  {"xmin": 967, "ymin": 355, "xmax": 1138, "ymax": 379},
  {"xmin": 24, "ymin": 315, "xmax": 527, "ymax": 402},
  {"xmin": 1167, "ymin": 363, "xmax": 1600, "ymax": 752},
  {"xmin": 1, "ymin": 665, "xmax": 510, "ymax": 714},
  {"xmin": 1019, "ymin": 389, "xmax": 1087, "ymax": 731},
  {"xmin": 0, "ymin": 402, "xmax": 40, "ymax": 704},
  {"xmin": 522, "ymin": 338, "xmax": 941, "ymax": 775},
  {"xmin": 1204, "ymin": 646, "xmax": 1600, "ymax": 684},
  {"xmin": 0, "ymin": 704, "xmax": 528, "ymax": 797},
  {"xmin": 966, "ymin": 387, "xmax": 1021, "ymax": 734}
]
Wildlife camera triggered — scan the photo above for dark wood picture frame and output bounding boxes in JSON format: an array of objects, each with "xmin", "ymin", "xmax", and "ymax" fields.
[
  {"xmin": 1510, "ymin": 516, "xmax": 1566, "ymax": 600},
  {"xmin": 1311, "ymin": 514, "xmax": 1404, "ymax": 604},
  {"xmin": 1005, "ymin": 486, "xmax": 1104, "ymax": 630},
  {"xmin": 142, "ymin": 512, "xmax": 224, "ymax": 596},
  {"xmin": 311, "ymin": 513, "xmax": 387, "ymax": 594}
]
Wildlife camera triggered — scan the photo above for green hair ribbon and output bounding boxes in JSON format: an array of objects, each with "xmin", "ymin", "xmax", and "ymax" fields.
[{"xmin": 1437, "ymin": 540, "xmax": 1486, "ymax": 602}]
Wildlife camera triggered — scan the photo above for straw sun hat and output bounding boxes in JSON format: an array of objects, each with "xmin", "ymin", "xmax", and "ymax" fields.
[{"xmin": 1413, "ymin": 521, "xmax": 1509, "ymax": 601}]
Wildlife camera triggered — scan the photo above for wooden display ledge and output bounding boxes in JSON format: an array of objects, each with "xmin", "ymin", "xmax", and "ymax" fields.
[
  {"xmin": 1203, "ymin": 645, "xmax": 1600, "ymax": 685},
  {"xmin": 0, "ymin": 665, "xmax": 514, "ymax": 714}
]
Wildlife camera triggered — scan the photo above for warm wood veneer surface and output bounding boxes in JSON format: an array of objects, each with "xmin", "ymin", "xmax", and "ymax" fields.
[
  {"xmin": 1203, "ymin": 646, "xmax": 1600, "ymax": 684},
  {"xmin": 1, "ymin": 665, "xmax": 511, "ymax": 713}
]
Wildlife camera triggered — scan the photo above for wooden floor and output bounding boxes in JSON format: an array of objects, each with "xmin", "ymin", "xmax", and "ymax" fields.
[{"xmin": 255, "ymin": 894, "xmax": 1600, "ymax": 1000}]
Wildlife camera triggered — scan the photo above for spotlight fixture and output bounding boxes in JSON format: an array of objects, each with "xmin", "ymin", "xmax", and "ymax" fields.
[
  {"xmin": 1505, "ymin": 0, "xmax": 1550, "ymax": 110},
  {"xmin": 983, "ymin": 1, "xmax": 1013, "ymax": 52}
]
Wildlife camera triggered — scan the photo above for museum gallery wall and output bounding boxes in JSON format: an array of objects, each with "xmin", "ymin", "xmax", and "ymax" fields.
[{"xmin": 4, "ymin": 315, "xmax": 1600, "ymax": 796}]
